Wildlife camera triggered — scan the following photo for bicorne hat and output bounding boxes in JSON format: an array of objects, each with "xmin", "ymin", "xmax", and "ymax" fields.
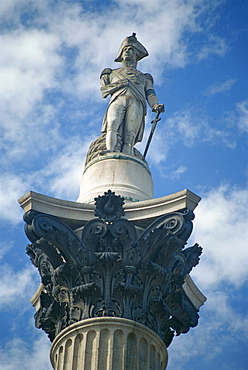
[{"xmin": 114, "ymin": 33, "xmax": 149, "ymax": 62}]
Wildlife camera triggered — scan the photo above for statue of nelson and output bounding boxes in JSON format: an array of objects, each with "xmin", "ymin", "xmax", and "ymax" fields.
[{"xmin": 100, "ymin": 33, "xmax": 164, "ymax": 156}]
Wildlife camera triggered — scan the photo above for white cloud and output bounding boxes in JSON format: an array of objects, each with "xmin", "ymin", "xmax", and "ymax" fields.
[
  {"xmin": 0, "ymin": 0, "xmax": 228, "ymax": 172},
  {"xmin": 1, "ymin": 29, "xmax": 61, "ymax": 119},
  {"xmin": 0, "ymin": 27, "xmax": 63, "ymax": 165},
  {"xmin": 137, "ymin": 117, "xmax": 170, "ymax": 164},
  {"xmin": 1, "ymin": 0, "xmax": 227, "ymax": 107},
  {"xmin": 40, "ymin": 0, "xmax": 208, "ymax": 94},
  {"xmin": 139, "ymin": 108, "xmax": 203, "ymax": 166},
  {"xmin": 170, "ymin": 165, "xmax": 187, "ymax": 179},
  {"xmin": 0, "ymin": 134, "xmax": 94, "ymax": 224},
  {"xmin": 0, "ymin": 263, "xmax": 39, "ymax": 308},
  {"xmin": 168, "ymin": 288, "xmax": 248, "ymax": 369},
  {"xmin": 197, "ymin": 34, "xmax": 227, "ymax": 60},
  {"xmin": 0, "ymin": 0, "xmax": 28, "ymax": 23},
  {"xmin": 37, "ymin": 135, "xmax": 92, "ymax": 200},
  {"xmin": 0, "ymin": 104, "xmax": 62, "ymax": 167},
  {"xmin": 204, "ymin": 78, "xmax": 237, "ymax": 97},
  {"xmin": 170, "ymin": 110, "xmax": 202, "ymax": 146},
  {"xmin": 0, "ymin": 241, "xmax": 14, "ymax": 260},
  {"xmin": 158, "ymin": 108, "xmax": 226, "ymax": 149},
  {"xmin": 190, "ymin": 184, "xmax": 248, "ymax": 289},
  {"xmin": 0, "ymin": 174, "xmax": 29, "ymax": 224},
  {"xmin": 138, "ymin": 106, "xmax": 236, "ymax": 167},
  {"xmin": 206, "ymin": 290, "xmax": 248, "ymax": 335},
  {"xmin": 236, "ymin": 99, "xmax": 248, "ymax": 132},
  {"xmin": 167, "ymin": 184, "xmax": 248, "ymax": 367},
  {"xmin": 0, "ymin": 335, "xmax": 51, "ymax": 370}
]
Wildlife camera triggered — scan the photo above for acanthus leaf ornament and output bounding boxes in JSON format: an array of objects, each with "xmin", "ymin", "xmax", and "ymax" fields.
[{"xmin": 24, "ymin": 190, "xmax": 202, "ymax": 347}]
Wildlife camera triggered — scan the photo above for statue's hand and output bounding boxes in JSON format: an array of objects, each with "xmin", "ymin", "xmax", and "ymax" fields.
[{"xmin": 152, "ymin": 104, "xmax": 165, "ymax": 113}]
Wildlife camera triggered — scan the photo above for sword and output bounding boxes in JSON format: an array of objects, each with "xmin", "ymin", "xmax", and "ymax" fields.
[{"xmin": 143, "ymin": 105, "xmax": 165, "ymax": 159}]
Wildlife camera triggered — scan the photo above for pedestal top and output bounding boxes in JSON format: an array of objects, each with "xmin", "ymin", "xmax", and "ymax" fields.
[{"xmin": 77, "ymin": 152, "xmax": 154, "ymax": 203}]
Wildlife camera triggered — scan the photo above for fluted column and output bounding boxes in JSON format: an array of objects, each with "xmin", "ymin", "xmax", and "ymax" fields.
[{"xmin": 50, "ymin": 317, "xmax": 168, "ymax": 370}]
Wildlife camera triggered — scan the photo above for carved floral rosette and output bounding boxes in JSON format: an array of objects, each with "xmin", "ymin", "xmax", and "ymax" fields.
[{"xmin": 25, "ymin": 190, "xmax": 202, "ymax": 347}]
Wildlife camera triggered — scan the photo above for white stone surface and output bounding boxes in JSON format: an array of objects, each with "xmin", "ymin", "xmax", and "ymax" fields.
[
  {"xmin": 77, "ymin": 153, "xmax": 154, "ymax": 203},
  {"xmin": 19, "ymin": 189, "xmax": 200, "ymax": 230},
  {"xmin": 30, "ymin": 283, "xmax": 43, "ymax": 311},
  {"xmin": 183, "ymin": 275, "xmax": 207, "ymax": 309},
  {"xmin": 50, "ymin": 317, "xmax": 168, "ymax": 370}
]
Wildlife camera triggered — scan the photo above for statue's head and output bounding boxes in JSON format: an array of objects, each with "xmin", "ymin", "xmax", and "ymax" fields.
[{"xmin": 115, "ymin": 33, "xmax": 149, "ymax": 63}]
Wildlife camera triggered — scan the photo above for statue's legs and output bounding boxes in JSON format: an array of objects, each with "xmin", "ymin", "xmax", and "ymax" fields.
[
  {"xmin": 106, "ymin": 97, "xmax": 143, "ymax": 154},
  {"xmin": 105, "ymin": 98, "xmax": 126, "ymax": 152},
  {"xmin": 122, "ymin": 98, "xmax": 143, "ymax": 155}
]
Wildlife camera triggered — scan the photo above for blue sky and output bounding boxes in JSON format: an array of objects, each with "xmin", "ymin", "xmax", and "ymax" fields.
[{"xmin": 0, "ymin": 0, "xmax": 247, "ymax": 369}]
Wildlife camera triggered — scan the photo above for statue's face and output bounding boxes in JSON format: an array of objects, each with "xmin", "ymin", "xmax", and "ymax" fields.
[{"xmin": 121, "ymin": 46, "xmax": 137, "ymax": 62}]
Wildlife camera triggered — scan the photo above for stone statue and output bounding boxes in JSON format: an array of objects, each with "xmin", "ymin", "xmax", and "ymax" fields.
[{"xmin": 100, "ymin": 33, "xmax": 164, "ymax": 156}]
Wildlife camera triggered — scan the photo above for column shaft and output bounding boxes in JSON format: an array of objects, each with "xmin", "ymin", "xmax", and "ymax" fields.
[{"xmin": 50, "ymin": 317, "xmax": 168, "ymax": 370}]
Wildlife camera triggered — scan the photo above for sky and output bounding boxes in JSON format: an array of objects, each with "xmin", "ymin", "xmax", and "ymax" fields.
[{"xmin": 0, "ymin": 0, "xmax": 247, "ymax": 369}]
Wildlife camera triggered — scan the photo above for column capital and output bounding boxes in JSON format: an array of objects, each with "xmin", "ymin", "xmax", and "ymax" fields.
[{"xmin": 24, "ymin": 190, "xmax": 203, "ymax": 348}]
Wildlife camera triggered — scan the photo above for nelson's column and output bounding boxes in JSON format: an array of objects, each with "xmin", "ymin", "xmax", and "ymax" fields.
[{"xmin": 19, "ymin": 33, "xmax": 206, "ymax": 370}]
